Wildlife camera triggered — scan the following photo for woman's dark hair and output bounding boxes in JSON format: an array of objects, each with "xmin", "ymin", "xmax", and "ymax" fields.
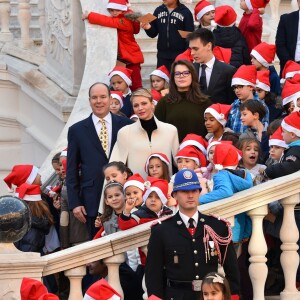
[
  {"xmin": 200, "ymin": 272, "xmax": 231, "ymax": 300},
  {"xmin": 147, "ymin": 156, "xmax": 171, "ymax": 181},
  {"xmin": 27, "ymin": 200, "xmax": 55, "ymax": 225},
  {"xmin": 263, "ymin": 91, "xmax": 277, "ymax": 107},
  {"xmin": 222, "ymin": 131, "xmax": 240, "ymax": 147},
  {"xmin": 283, "ymin": 101, "xmax": 294, "ymax": 115},
  {"xmin": 239, "ymin": 99, "xmax": 266, "ymax": 121},
  {"xmin": 103, "ymin": 161, "xmax": 133, "ymax": 179},
  {"xmin": 52, "ymin": 152, "xmax": 61, "ymax": 164},
  {"xmin": 168, "ymin": 60, "xmax": 209, "ymax": 104},
  {"xmin": 101, "ymin": 181, "xmax": 124, "ymax": 223}
]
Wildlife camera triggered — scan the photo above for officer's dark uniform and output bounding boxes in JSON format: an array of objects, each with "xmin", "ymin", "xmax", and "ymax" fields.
[{"xmin": 145, "ymin": 211, "xmax": 240, "ymax": 299}]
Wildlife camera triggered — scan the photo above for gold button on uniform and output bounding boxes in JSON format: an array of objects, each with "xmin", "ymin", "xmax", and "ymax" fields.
[
  {"xmin": 195, "ymin": 263, "xmax": 199, "ymax": 267},
  {"xmin": 194, "ymin": 250, "xmax": 197, "ymax": 254}
]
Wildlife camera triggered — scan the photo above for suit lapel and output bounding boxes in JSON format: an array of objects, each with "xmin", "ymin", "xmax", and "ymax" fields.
[
  {"xmin": 84, "ymin": 114, "xmax": 107, "ymax": 156},
  {"xmin": 208, "ymin": 60, "xmax": 221, "ymax": 93},
  {"xmin": 174, "ymin": 212, "xmax": 193, "ymax": 240}
]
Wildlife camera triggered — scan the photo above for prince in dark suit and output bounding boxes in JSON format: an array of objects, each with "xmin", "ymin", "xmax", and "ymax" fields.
[
  {"xmin": 187, "ymin": 28, "xmax": 236, "ymax": 105},
  {"xmin": 66, "ymin": 83, "xmax": 132, "ymax": 239},
  {"xmin": 276, "ymin": 1, "xmax": 300, "ymax": 75},
  {"xmin": 145, "ymin": 169, "xmax": 240, "ymax": 300}
]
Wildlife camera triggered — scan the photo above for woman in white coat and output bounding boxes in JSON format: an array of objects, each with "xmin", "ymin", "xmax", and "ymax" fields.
[{"xmin": 110, "ymin": 88, "xmax": 179, "ymax": 179}]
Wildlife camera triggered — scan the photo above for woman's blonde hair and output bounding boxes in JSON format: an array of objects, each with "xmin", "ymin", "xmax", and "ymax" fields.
[{"xmin": 130, "ymin": 88, "xmax": 153, "ymax": 103}]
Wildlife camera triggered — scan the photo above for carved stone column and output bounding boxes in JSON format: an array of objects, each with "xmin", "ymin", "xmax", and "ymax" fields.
[
  {"xmin": 280, "ymin": 194, "xmax": 300, "ymax": 300},
  {"xmin": 0, "ymin": 0, "xmax": 13, "ymax": 41},
  {"xmin": 18, "ymin": 0, "xmax": 33, "ymax": 49},
  {"xmin": 247, "ymin": 205, "xmax": 268, "ymax": 300},
  {"xmin": 104, "ymin": 253, "xmax": 125, "ymax": 298},
  {"xmin": 65, "ymin": 265, "xmax": 86, "ymax": 300},
  {"xmin": 38, "ymin": 0, "xmax": 46, "ymax": 55}
]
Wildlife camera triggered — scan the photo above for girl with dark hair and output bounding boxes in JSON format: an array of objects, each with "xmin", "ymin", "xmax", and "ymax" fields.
[{"xmin": 155, "ymin": 59, "xmax": 212, "ymax": 141}]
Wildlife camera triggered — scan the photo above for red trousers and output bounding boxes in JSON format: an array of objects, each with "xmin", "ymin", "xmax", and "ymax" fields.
[{"xmin": 126, "ymin": 63, "xmax": 142, "ymax": 91}]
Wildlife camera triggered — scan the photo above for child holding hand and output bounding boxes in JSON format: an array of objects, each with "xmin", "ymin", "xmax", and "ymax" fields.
[{"xmin": 82, "ymin": 0, "xmax": 143, "ymax": 91}]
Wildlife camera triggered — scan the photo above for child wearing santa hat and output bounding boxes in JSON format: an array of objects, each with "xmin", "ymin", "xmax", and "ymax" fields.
[
  {"xmin": 82, "ymin": 0, "xmax": 143, "ymax": 92},
  {"xmin": 14, "ymin": 183, "xmax": 54, "ymax": 254},
  {"xmin": 110, "ymin": 91, "xmax": 125, "ymax": 116},
  {"xmin": 255, "ymin": 70, "xmax": 283, "ymax": 123},
  {"xmin": 145, "ymin": 152, "xmax": 171, "ymax": 181},
  {"xmin": 150, "ymin": 65, "xmax": 170, "ymax": 104},
  {"xmin": 194, "ymin": 0, "xmax": 215, "ymax": 31},
  {"xmin": 265, "ymin": 112, "xmax": 300, "ymax": 179},
  {"xmin": 109, "ymin": 66, "xmax": 134, "ymax": 117},
  {"xmin": 238, "ymin": 0, "xmax": 269, "ymax": 52},
  {"xmin": 281, "ymin": 79, "xmax": 300, "ymax": 115},
  {"xmin": 250, "ymin": 42, "xmax": 281, "ymax": 96},
  {"xmin": 213, "ymin": 5, "xmax": 251, "ymax": 68},
  {"xmin": 268, "ymin": 126, "xmax": 288, "ymax": 164},
  {"xmin": 141, "ymin": 0, "xmax": 194, "ymax": 72},
  {"xmin": 227, "ymin": 64, "xmax": 269, "ymax": 133}
]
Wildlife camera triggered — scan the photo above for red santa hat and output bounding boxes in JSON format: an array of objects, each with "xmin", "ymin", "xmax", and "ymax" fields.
[
  {"xmin": 148, "ymin": 296, "xmax": 162, "ymax": 300},
  {"xmin": 151, "ymin": 89, "xmax": 162, "ymax": 105},
  {"xmin": 175, "ymin": 49, "xmax": 193, "ymax": 62},
  {"xmin": 175, "ymin": 145, "xmax": 207, "ymax": 167},
  {"xmin": 108, "ymin": 66, "xmax": 133, "ymax": 87},
  {"xmin": 123, "ymin": 173, "xmax": 145, "ymax": 192},
  {"xmin": 16, "ymin": 183, "xmax": 42, "ymax": 202},
  {"xmin": 251, "ymin": 42, "xmax": 276, "ymax": 67},
  {"xmin": 47, "ymin": 185, "xmax": 62, "ymax": 198},
  {"xmin": 213, "ymin": 46, "xmax": 231, "ymax": 64},
  {"xmin": 281, "ymin": 80, "xmax": 300, "ymax": 106},
  {"xmin": 179, "ymin": 134, "xmax": 208, "ymax": 156},
  {"xmin": 291, "ymin": 74, "xmax": 300, "ymax": 83},
  {"xmin": 281, "ymin": 112, "xmax": 300, "ymax": 137},
  {"xmin": 111, "ymin": 91, "xmax": 124, "ymax": 108},
  {"xmin": 194, "ymin": 0, "xmax": 215, "ymax": 22},
  {"xmin": 245, "ymin": 0, "xmax": 269, "ymax": 10},
  {"xmin": 269, "ymin": 126, "xmax": 288, "ymax": 148},
  {"xmin": 281, "ymin": 60, "xmax": 300, "ymax": 83},
  {"xmin": 204, "ymin": 103, "xmax": 232, "ymax": 127},
  {"xmin": 144, "ymin": 152, "xmax": 170, "ymax": 173},
  {"xmin": 213, "ymin": 143, "xmax": 239, "ymax": 170},
  {"xmin": 60, "ymin": 148, "xmax": 67, "ymax": 157},
  {"xmin": 107, "ymin": 0, "xmax": 128, "ymax": 12},
  {"xmin": 4, "ymin": 165, "xmax": 39, "ymax": 190},
  {"xmin": 256, "ymin": 70, "xmax": 270, "ymax": 92},
  {"xmin": 206, "ymin": 140, "xmax": 234, "ymax": 159},
  {"xmin": 83, "ymin": 279, "xmax": 121, "ymax": 300},
  {"xmin": 150, "ymin": 65, "xmax": 170, "ymax": 83},
  {"xmin": 20, "ymin": 278, "xmax": 59, "ymax": 300},
  {"xmin": 231, "ymin": 65, "xmax": 257, "ymax": 87},
  {"xmin": 214, "ymin": 5, "xmax": 237, "ymax": 27},
  {"xmin": 143, "ymin": 177, "xmax": 168, "ymax": 205}
]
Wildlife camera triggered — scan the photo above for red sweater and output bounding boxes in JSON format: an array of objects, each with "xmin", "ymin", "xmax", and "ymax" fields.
[
  {"xmin": 88, "ymin": 11, "xmax": 144, "ymax": 64},
  {"xmin": 238, "ymin": 9, "xmax": 262, "ymax": 52}
]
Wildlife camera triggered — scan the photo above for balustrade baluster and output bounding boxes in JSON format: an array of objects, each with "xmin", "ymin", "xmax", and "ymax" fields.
[
  {"xmin": 38, "ymin": 0, "xmax": 45, "ymax": 55},
  {"xmin": 248, "ymin": 205, "xmax": 268, "ymax": 300},
  {"xmin": 280, "ymin": 194, "xmax": 300, "ymax": 299},
  {"xmin": 104, "ymin": 253, "xmax": 125, "ymax": 299},
  {"xmin": 18, "ymin": 0, "xmax": 33, "ymax": 48},
  {"xmin": 0, "ymin": 0, "xmax": 12, "ymax": 41},
  {"xmin": 65, "ymin": 265, "xmax": 86, "ymax": 300}
]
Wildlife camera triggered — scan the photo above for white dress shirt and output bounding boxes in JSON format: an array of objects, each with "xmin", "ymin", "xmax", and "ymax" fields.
[
  {"xmin": 179, "ymin": 211, "xmax": 199, "ymax": 228},
  {"xmin": 295, "ymin": 11, "xmax": 300, "ymax": 62},
  {"xmin": 92, "ymin": 113, "xmax": 112, "ymax": 154},
  {"xmin": 199, "ymin": 56, "xmax": 215, "ymax": 88}
]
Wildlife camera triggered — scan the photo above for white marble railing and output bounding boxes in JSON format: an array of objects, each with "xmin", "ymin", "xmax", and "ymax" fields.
[{"xmin": 1, "ymin": 171, "xmax": 299, "ymax": 299}]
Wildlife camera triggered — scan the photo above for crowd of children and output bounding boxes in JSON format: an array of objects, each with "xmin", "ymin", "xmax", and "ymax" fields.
[{"xmin": 4, "ymin": 0, "xmax": 300, "ymax": 299}]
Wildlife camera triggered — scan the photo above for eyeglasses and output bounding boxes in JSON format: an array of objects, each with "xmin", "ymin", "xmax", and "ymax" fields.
[
  {"xmin": 232, "ymin": 85, "xmax": 245, "ymax": 91},
  {"xmin": 174, "ymin": 70, "xmax": 191, "ymax": 78}
]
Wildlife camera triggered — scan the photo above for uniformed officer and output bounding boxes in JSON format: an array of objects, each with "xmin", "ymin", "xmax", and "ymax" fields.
[{"xmin": 145, "ymin": 169, "xmax": 240, "ymax": 300}]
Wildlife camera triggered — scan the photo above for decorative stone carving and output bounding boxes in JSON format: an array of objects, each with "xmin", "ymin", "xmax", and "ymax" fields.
[
  {"xmin": 0, "ymin": 0, "xmax": 13, "ymax": 41},
  {"xmin": 38, "ymin": 0, "xmax": 46, "ymax": 56}
]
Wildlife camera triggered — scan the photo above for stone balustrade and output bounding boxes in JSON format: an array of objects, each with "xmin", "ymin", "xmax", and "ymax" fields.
[{"xmin": 1, "ymin": 171, "xmax": 300, "ymax": 299}]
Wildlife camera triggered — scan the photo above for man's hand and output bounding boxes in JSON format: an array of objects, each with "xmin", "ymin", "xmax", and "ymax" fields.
[{"xmin": 73, "ymin": 206, "xmax": 87, "ymax": 223}]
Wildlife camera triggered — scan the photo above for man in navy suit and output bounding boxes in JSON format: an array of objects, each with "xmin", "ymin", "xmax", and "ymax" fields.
[
  {"xmin": 276, "ymin": 0, "xmax": 300, "ymax": 75},
  {"xmin": 187, "ymin": 28, "xmax": 236, "ymax": 105},
  {"xmin": 66, "ymin": 82, "xmax": 133, "ymax": 239}
]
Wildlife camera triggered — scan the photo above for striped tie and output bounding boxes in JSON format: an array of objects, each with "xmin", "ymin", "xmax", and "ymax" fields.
[{"xmin": 99, "ymin": 119, "xmax": 108, "ymax": 157}]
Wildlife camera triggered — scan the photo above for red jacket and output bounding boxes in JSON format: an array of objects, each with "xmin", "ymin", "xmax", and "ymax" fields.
[
  {"xmin": 238, "ymin": 9, "xmax": 262, "ymax": 52},
  {"xmin": 88, "ymin": 11, "xmax": 144, "ymax": 64}
]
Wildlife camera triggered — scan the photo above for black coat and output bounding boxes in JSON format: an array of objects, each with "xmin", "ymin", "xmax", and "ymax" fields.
[
  {"xmin": 194, "ymin": 59, "xmax": 237, "ymax": 105},
  {"xmin": 213, "ymin": 26, "xmax": 251, "ymax": 68},
  {"xmin": 265, "ymin": 145, "xmax": 300, "ymax": 179},
  {"xmin": 275, "ymin": 10, "xmax": 300, "ymax": 75},
  {"xmin": 145, "ymin": 212, "xmax": 240, "ymax": 299},
  {"xmin": 15, "ymin": 215, "xmax": 50, "ymax": 253}
]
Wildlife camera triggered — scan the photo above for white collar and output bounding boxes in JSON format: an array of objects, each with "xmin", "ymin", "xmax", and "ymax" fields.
[
  {"xmin": 123, "ymin": 88, "xmax": 132, "ymax": 97},
  {"xmin": 201, "ymin": 56, "xmax": 215, "ymax": 69},
  {"xmin": 92, "ymin": 112, "xmax": 112, "ymax": 125},
  {"xmin": 179, "ymin": 211, "xmax": 199, "ymax": 228}
]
